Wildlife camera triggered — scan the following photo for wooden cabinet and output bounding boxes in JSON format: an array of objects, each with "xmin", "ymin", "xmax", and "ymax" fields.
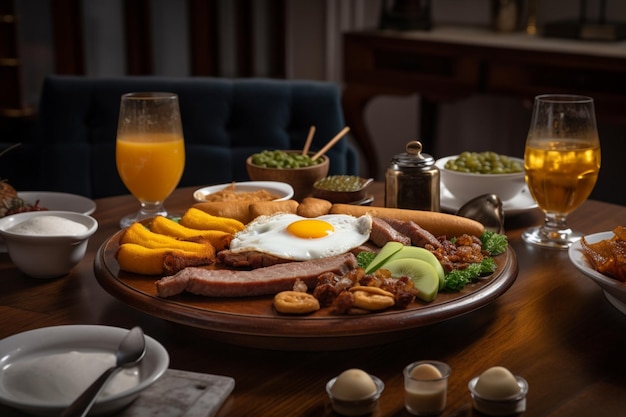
[
  {"xmin": 343, "ymin": 26, "xmax": 626, "ymax": 178},
  {"xmin": 0, "ymin": 0, "xmax": 30, "ymax": 117}
]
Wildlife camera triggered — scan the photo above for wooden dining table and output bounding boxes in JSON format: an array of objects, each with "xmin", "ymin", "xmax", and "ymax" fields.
[{"xmin": 1, "ymin": 182, "xmax": 626, "ymax": 417}]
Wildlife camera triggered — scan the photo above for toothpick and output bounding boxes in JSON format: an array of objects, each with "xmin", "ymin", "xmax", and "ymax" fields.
[
  {"xmin": 311, "ymin": 126, "xmax": 350, "ymax": 161},
  {"xmin": 302, "ymin": 126, "xmax": 316, "ymax": 155}
]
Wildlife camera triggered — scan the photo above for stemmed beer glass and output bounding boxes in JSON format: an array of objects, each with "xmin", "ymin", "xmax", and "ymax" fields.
[
  {"xmin": 116, "ymin": 92, "xmax": 185, "ymax": 228},
  {"xmin": 522, "ymin": 94, "xmax": 601, "ymax": 249}
]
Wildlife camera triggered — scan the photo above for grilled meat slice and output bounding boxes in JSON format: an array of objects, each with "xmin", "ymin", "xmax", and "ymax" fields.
[
  {"xmin": 369, "ymin": 217, "xmax": 411, "ymax": 247},
  {"xmin": 382, "ymin": 218, "xmax": 442, "ymax": 248},
  {"xmin": 217, "ymin": 250, "xmax": 292, "ymax": 268},
  {"xmin": 156, "ymin": 252, "xmax": 358, "ymax": 298}
]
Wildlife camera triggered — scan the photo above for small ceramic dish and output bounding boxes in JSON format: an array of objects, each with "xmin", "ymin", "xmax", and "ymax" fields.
[
  {"xmin": 569, "ymin": 231, "xmax": 626, "ymax": 315},
  {"xmin": 193, "ymin": 181, "xmax": 294, "ymax": 203},
  {"xmin": 0, "ymin": 210, "xmax": 98, "ymax": 279},
  {"xmin": 0, "ymin": 325, "xmax": 169, "ymax": 417},
  {"xmin": 312, "ymin": 175, "xmax": 373, "ymax": 204},
  {"xmin": 17, "ymin": 191, "xmax": 96, "ymax": 215},
  {"xmin": 436, "ymin": 155, "xmax": 526, "ymax": 203},
  {"xmin": 468, "ymin": 374, "xmax": 528, "ymax": 416},
  {"xmin": 326, "ymin": 372, "xmax": 384, "ymax": 416}
]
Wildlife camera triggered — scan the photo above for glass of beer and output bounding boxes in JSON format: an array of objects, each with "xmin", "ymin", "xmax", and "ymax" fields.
[
  {"xmin": 116, "ymin": 92, "xmax": 185, "ymax": 228},
  {"xmin": 522, "ymin": 94, "xmax": 601, "ymax": 249}
]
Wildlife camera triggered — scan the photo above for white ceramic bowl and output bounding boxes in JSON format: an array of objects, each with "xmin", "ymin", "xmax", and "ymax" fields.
[
  {"xmin": 569, "ymin": 231, "xmax": 626, "ymax": 314},
  {"xmin": 0, "ymin": 210, "xmax": 98, "ymax": 279},
  {"xmin": 193, "ymin": 181, "xmax": 294, "ymax": 203},
  {"xmin": 0, "ymin": 325, "xmax": 169, "ymax": 417},
  {"xmin": 0, "ymin": 192, "xmax": 96, "ymax": 253},
  {"xmin": 436, "ymin": 155, "xmax": 526, "ymax": 204}
]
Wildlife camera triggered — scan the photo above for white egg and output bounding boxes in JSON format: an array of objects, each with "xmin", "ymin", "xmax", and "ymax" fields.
[
  {"xmin": 229, "ymin": 213, "xmax": 372, "ymax": 261},
  {"xmin": 330, "ymin": 369, "xmax": 378, "ymax": 401},
  {"xmin": 474, "ymin": 366, "xmax": 521, "ymax": 400}
]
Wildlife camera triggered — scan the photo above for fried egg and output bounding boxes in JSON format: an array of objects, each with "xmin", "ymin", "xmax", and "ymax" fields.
[{"xmin": 229, "ymin": 213, "xmax": 372, "ymax": 261}]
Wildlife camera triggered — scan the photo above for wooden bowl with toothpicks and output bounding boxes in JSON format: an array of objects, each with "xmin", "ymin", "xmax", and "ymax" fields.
[
  {"xmin": 246, "ymin": 126, "xmax": 349, "ymax": 201},
  {"xmin": 246, "ymin": 151, "xmax": 329, "ymax": 201}
]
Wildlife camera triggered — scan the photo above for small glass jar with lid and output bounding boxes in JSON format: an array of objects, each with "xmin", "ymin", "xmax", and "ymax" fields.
[{"xmin": 385, "ymin": 140, "xmax": 440, "ymax": 211}]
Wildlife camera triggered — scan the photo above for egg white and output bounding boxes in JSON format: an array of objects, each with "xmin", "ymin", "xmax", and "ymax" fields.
[{"xmin": 229, "ymin": 213, "xmax": 372, "ymax": 261}]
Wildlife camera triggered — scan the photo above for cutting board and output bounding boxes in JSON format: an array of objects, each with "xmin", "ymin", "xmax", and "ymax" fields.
[{"xmin": 119, "ymin": 369, "xmax": 235, "ymax": 417}]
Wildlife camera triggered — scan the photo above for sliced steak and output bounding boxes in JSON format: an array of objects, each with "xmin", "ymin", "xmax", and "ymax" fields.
[
  {"xmin": 382, "ymin": 218, "xmax": 443, "ymax": 248},
  {"xmin": 218, "ymin": 250, "xmax": 291, "ymax": 268},
  {"xmin": 156, "ymin": 252, "xmax": 358, "ymax": 298},
  {"xmin": 369, "ymin": 217, "xmax": 411, "ymax": 247}
]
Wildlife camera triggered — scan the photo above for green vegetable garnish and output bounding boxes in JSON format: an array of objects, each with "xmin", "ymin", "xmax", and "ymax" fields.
[
  {"xmin": 444, "ymin": 257, "xmax": 496, "ymax": 291},
  {"xmin": 481, "ymin": 230, "xmax": 508, "ymax": 255},
  {"xmin": 442, "ymin": 231, "xmax": 507, "ymax": 291},
  {"xmin": 356, "ymin": 251, "xmax": 376, "ymax": 269},
  {"xmin": 361, "ymin": 231, "xmax": 508, "ymax": 292}
]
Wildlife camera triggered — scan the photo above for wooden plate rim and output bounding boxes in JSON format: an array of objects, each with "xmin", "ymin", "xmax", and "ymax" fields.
[{"xmin": 94, "ymin": 229, "xmax": 518, "ymax": 343}]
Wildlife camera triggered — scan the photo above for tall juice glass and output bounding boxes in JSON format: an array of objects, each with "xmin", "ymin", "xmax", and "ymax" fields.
[
  {"xmin": 522, "ymin": 94, "xmax": 601, "ymax": 249},
  {"xmin": 116, "ymin": 92, "xmax": 185, "ymax": 228}
]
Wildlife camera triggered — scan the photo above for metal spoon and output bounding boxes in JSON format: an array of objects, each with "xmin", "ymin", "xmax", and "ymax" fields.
[
  {"xmin": 456, "ymin": 193, "xmax": 505, "ymax": 234},
  {"xmin": 61, "ymin": 326, "xmax": 146, "ymax": 417}
]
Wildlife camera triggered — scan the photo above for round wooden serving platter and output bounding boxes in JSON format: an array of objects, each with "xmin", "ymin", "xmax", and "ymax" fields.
[{"xmin": 95, "ymin": 230, "xmax": 518, "ymax": 350}]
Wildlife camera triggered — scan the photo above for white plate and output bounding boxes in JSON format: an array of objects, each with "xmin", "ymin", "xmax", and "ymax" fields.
[
  {"xmin": 440, "ymin": 183, "xmax": 538, "ymax": 216},
  {"xmin": 193, "ymin": 181, "xmax": 294, "ymax": 203},
  {"xmin": 17, "ymin": 192, "xmax": 96, "ymax": 216},
  {"xmin": 0, "ymin": 325, "xmax": 169, "ymax": 417},
  {"xmin": 569, "ymin": 231, "xmax": 626, "ymax": 314}
]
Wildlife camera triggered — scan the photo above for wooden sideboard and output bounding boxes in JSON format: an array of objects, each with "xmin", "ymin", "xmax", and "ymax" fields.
[{"xmin": 343, "ymin": 25, "xmax": 626, "ymax": 179}]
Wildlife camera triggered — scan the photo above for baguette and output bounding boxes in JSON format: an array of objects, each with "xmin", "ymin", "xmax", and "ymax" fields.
[
  {"xmin": 249, "ymin": 200, "xmax": 299, "ymax": 219},
  {"xmin": 192, "ymin": 201, "xmax": 253, "ymax": 224},
  {"xmin": 329, "ymin": 204, "xmax": 485, "ymax": 237}
]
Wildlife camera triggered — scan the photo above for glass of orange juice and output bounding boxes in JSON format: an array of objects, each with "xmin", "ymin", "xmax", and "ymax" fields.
[
  {"xmin": 116, "ymin": 92, "xmax": 185, "ymax": 228},
  {"xmin": 522, "ymin": 94, "xmax": 601, "ymax": 249}
]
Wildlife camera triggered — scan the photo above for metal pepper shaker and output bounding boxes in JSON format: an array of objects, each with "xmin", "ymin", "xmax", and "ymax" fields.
[{"xmin": 385, "ymin": 140, "xmax": 440, "ymax": 211}]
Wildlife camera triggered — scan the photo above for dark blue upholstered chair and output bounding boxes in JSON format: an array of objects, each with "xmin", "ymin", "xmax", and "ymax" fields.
[{"xmin": 27, "ymin": 75, "xmax": 358, "ymax": 199}]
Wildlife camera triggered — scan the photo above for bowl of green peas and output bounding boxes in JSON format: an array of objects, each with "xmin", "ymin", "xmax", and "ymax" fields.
[
  {"xmin": 247, "ymin": 150, "xmax": 329, "ymax": 201},
  {"xmin": 435, "ymin": 152, "xmax": 526, "ymax": 203}
]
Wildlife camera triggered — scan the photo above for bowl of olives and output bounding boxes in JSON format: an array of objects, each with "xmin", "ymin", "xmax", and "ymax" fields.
[
  {"xmin": 436, "ymin": 152, "xmax": 526, "ymax": 203},
  {"xmin": 246, "ymin": 150, "xmax": 329, "ymax": 201}
]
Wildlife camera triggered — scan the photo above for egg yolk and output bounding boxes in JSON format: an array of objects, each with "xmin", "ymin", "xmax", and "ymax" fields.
[{"xmin": 286, "ymin": 219, "xmax": 334, "ymax": 239}]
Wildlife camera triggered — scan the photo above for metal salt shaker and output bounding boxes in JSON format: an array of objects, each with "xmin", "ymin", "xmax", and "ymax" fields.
[{"xmin": 385, "ymin": 140, "xmax": 440, "ymax": 211}]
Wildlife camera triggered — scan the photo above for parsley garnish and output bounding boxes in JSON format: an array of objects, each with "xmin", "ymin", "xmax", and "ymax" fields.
[
  {"xmin": 480, "ymin": 230, "xmax": 508, "ymax": 255},
  {"xmin": 444, "ymin": 257, "xmax": 496, "ymax": 291},
  {"xmin": 356, "ymin": 251, "xmax": 376, "ymax": 269},
  {"xmin": 443, "ymin": 232, "xmax": 507, "ymax": 291}
]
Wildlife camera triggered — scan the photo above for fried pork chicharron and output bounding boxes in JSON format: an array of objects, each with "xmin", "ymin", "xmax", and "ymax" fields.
[{"xmin": 581, "ymin": 226, "xmax": 626, "ymax": 282}]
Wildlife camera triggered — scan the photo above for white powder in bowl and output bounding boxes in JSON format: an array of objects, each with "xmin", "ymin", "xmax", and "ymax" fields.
[{"xmin": 8, "ymin": 215, "xmax": 88, "ymax": 236}]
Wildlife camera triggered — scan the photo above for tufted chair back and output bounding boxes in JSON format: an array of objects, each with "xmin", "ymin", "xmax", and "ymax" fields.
[{"xmin": 34, "ymin": 75, "xmax": 358, "ymax": 199}]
